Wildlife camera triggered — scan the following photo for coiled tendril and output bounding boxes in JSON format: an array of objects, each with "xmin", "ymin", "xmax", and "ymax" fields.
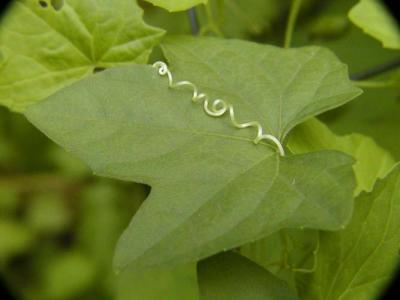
[{"xmin": 152, "ymin": 61, "xmax": 285, "ymax": 156}]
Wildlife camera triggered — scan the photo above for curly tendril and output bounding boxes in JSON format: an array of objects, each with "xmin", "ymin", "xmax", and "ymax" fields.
[{"xmin": 152, "ymin": 61, "xmax": 285, "ymax": 156}]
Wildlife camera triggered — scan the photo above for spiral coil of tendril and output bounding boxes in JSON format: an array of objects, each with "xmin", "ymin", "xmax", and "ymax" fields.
[{"xmin": 152, "ymin": 61, "xmax": 285, "ymax": 156}]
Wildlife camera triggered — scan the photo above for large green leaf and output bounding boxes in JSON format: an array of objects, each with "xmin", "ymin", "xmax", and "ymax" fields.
[
  {"xmin": 144, "ymin": 0, "xmax": 207, "ymax": 12},
  {"xmin": 349, "ymin": 0, "xmax": 400, "ymax": 49},
  {"xmin": 0, "ymin": 0, "xmax": 164, "ymax": 112},
  {"xmin": 297, "ymin": 163, "xmax": 400, "ymax": 300},
  {"xmin": 161, "ymin": 36, "xmax": 361, "ymax": 141},
  {"xmin": 26, "ymin": 37, "xmax": 360, "ymax": 272},
  {"xmin": 198, "ymin": 252, "xmax": 298, "ymax": 300}
]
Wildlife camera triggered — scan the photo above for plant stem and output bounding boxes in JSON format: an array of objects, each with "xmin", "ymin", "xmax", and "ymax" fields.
[
  {"xmin": 199, "ymin": 3, "xmax": 223, "ymax": 36},
  {"xmin": 188, "ymin": 8, "xmax": 199, "ymax": 35},
  {"xmin": 353, "ymin": 80, "xmax": 400, "ymax": 89},
  {"xmin": 284, "ymin": 0, "xmax": 302, "ymax": 48},
  {"xmin": 350, "ymin": 58, "xmax": 400, "ymax": 80}
]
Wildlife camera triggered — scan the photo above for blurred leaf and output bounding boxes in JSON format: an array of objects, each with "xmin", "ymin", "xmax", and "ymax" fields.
[
  {"xmin": 198, "ymin": 252, "xmax": 298, "ymax": 300},
  {"xmin": 242, "ymin": 117, "xmax": 396, "ymax": 287},
  {"xmin": 143, "ymin": 7, "xmax": 191, "ymax": 35},
  {"xmin": 26, "ymin": 37, "xmax": 359, "ymax": 272},
  {"xmin": 42, "ymin": 251, "xmax": 96, "ymax": 300},
  {"xmin": 117, "ymin": 263, "xmax": 199, "ymax": 300},
  {"xmin": 25, "ymin": 193, "xmax": 71, "ymax": 235},
  {"xmin": 78, "ymin": 183, "xmax": 142, "ymax": 267},
  {"xmin": 0, "ymin": 187, "xmax": 19, "ymax": 216},
  {"xmin": 0, "ymin": 0, "xmax": 164, "ymax": 112},
  {"xmin": 323, "ymin": 87, "xmax": 400, "ymax": 160},
  {"xmin": 48, "ymin": 146, "xmax": 90, "ymax": 179},
  {"xmin": 288, "ymin": 118, "xmax": 395, "ymax": 195},
  {"xmin": 197, "ymin": 0, "xmax": 291, "ymax": 38},
  {"xmin": 294, "ymin": 0, "xmax": 400, "ymax": 159},
  {"xmin": 297, "ymin": 163, "xmax": 400, "ymax": 300},
  {"xmin": 308, "ymin": 14, "xmax": 350, "ymax": 40},
  {"xmin": 349, "ymin": 0, "xmax": 400, "ymax": 49},
  {"xmin": 76, "ymin": 181, "xmax": 148, "ymax": 298},
  {"xmin": 143, "ymin": 0, "xmax": 207, "ymax": 12},
  {"xmin": 0, "ymin": 220, "xmax": 33, "ymax": 262}
]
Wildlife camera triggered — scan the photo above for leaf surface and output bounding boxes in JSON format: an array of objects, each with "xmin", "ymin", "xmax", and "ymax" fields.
[
  {"xmin": 0, "ymin": 0, "xmax": 164, "ymax": 112},
  {"xmin": 26, "ymin": 38, "xmax": 360, "ymax": 271},
  {"xmin": 288, "ymin": 118, "xmax": 395, "ymax": 195},
  {"xmin": 117, "ymin": 263, "xmax": 199, "ymax": 300},
  {"xmin": 197, "ymin": 0, "xmax": 291, "ymax": 38},
  {"xmin": 240, "ymin": 118, "xmax": 396, "ymax": 288},
  {"xmin": 161, "ymin": 36, "xmax": 361, "ymax": 140},
  {"xmin": 297, "ymin": 163, "xmax": 400, "ymax": 300},
  {"xmin": 144, "ymin": 0, "xmax": 207, "ymax": 12},
  {"xmin": 349, "ymin": 0, "xmax": 400, "ymax": 49},
  {"xmin": 198, "ymin": 252, "xmax": 298, "ymax": 300}
]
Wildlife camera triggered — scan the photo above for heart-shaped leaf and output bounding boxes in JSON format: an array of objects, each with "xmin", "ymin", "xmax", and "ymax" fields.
[
  {"xmin": 0, "ymin": 0, "xmax": 164, "ymax": 112},
  {"xmin": 26, "ymin": 37, "xmax": 360, "ymax": 271}
]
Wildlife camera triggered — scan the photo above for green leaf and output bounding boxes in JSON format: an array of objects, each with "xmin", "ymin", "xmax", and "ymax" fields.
[
  {"xmin": 0, "ymin": 0, "xmax": 164, "ymax": 112},
  {"xmin": 26, "ymin": 37, "xmax": 359, "ymax": 272},
  {"xmin": 197, "ymin": 0, "xmax": 291, "ymax": 38},
  {"xmin": 288, "ymin": 118, "xmax": 395, "ymax": 195},
  {"xmin": 198, "ymin": 252, "xmax": 298, "ymax": 300},
  {"xmin": 144, "ymin": 0, "xmax": 207, "ymax": 12},
  {"xmin": 0, "ymin": 219, "xmax": 33, "ymax": 262},
  {"xmin": 241, "ymin": 119, "xmax": 396, "ymax": 287},
  {"xmin": 349, "ymin": 0, "xmax": 400, "ymax": 49},
  {"xmin": 295, "ymin": 2, "xmax": 400, "ymax": 159},
  {"xmin": 161, "ymin": 36, "xmax": 362, "ymax": 140},
  {"xmin": 297, "ymin": 163, "xmax": 400, "ymax": 300},
  {"xmin": 240, "ymin": 229, "xmax": 320, "ymax": 283},
  {"xmin": 117, "ymin": 263, "xmax": 199, "ymax": 300},
  {"xmin": 41, "ymin": 251, "xmax": 96, "ymax": 300}
]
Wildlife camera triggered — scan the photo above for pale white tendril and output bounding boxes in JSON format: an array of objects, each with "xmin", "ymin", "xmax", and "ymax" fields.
[{"xmin": 152, "ymin": 61, "xmax": 285, "ymax": 156}]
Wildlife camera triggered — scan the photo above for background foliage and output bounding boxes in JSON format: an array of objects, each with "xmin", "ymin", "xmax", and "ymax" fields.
[{"xmin": 1, "ymin": 0, "xmax": 399, "ymax": 299}]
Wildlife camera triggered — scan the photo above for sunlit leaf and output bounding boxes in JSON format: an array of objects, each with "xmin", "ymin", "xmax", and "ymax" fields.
[
  {"xmin": 0, "ymin": 0, "xmax": 164, "ymax": 111},
  {"xmin": 349, "ymin": 0, "xmax": 400, "ymax": 49}
]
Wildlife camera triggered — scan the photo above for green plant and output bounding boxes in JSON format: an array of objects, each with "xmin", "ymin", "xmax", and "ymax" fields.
[{"xmin": 1, "ymin": 0, "xmax": 400, "ymax": 299}]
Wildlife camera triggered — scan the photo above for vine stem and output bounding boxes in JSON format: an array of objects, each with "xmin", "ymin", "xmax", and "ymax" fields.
[
  {"xmin": 353, "ymin": 80, "xmax": 400, "ymax": 89},
  {"xmin": 284, "ymin": 0, "xmax": 303, "ymax": 48},
  {"xmin": 188, "ymin": 8, "xmax": 199, "ymax": 35},
  {"xmin": 350, "ymin": 58, "xmax": 400, "ymax": 80}
]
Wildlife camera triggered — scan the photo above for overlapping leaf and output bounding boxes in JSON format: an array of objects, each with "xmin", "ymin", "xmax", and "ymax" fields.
[
  {"xmin": 117, "ymin": 263, "xmax": 199, "ymax": 300},
  {"xmin": 0, "ymin": 0, "xmax": 164, "ymax": 112},
  {"xmin": 288, "ymin": 118, "xmax": 395, "ymax": 195},
  {"xmin": 197, "ymin": 0, "xmax": 291, "ymax": 38},
  {"xmin": 144, "ymin": 0, "xmax": 207, "ymax": 12},
  {"xmin": 26, "ymin": 37, "xmax": 361, "ymax": 271},
  {"xmin": 349, "ymin": 0, "xmax": 400, "ymax": 49},
  {"xmin": 297, "ymin": 163, "xmax": 400, "ymax": 300},
  {"xmin": 240, "ymin": 118, "xmax": 396, "ymax": 288},
  {"xmin": 198, "ymin": 252, "xmax": 298, "ymax": 300}
]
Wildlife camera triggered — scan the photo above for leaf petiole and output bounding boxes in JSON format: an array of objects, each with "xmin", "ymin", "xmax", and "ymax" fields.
[{"xmin": 284, "ymin": 0, "xmax": 303, "ymax": 48}]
